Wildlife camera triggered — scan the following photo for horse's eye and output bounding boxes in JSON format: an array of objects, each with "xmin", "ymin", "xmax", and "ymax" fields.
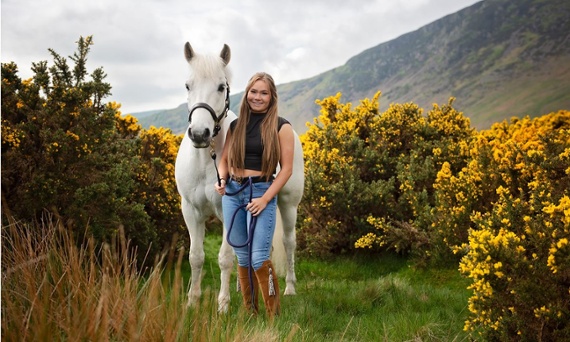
[
  {"xmin": 218, "ymin": 84, "xmax": 225, "ymax": 92},
  {"xmin": 185, "ymin": 83, "xmax": 190, "ymax": 91}
]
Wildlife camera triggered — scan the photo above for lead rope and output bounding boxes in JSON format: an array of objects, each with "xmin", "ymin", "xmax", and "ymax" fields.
[
  {"xmin": 209, "ymin": 142, "xmax": 223, "ymax": 187},
  {"xmin": 223, "ymin": 178, "xmax": 259, "ymax": 311},
  {"xmin": 211, "ymin": 144, "xmax": 260, "ymax": 310}
]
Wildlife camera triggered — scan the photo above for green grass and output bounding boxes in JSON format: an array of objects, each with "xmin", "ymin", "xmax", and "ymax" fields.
[
  {"xmin": 2, "ymin": 218, "xmax": 473, "ymax": 341},
  {"xmin": 184, "ymin": 233, "xmax": 473, "ymax": 341}
]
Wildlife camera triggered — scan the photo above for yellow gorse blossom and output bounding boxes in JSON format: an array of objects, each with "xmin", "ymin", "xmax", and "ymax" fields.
[{"xmin": 449, "ymin": 111, "xmax": 570, "ymax": 338}]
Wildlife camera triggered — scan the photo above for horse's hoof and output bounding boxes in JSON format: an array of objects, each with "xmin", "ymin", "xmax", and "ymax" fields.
[
  {"xmin": 284, "ymin": 286, "xmax": 296, "ymax": 296},
  {"xmin": 187, "ymin": 293, "xmax": 201, "ymax": 308},
  {"xmin": 218, "ymin": 296, "xmax": 230, "ymax": 313},
  {"xmin": 218, "ymin": 302, "xmax": 229, "ymax": 313}
]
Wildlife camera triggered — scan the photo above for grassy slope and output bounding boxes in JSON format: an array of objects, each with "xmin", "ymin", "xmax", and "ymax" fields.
[{"xmin": 465, "ymin": 55, "xmax": 570, "ymax": 128}]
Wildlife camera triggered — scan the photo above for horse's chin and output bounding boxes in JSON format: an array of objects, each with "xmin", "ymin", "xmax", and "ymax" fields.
[{"xmin": 191, "ymin": 141, "xmax": 210, "ymax": 149}]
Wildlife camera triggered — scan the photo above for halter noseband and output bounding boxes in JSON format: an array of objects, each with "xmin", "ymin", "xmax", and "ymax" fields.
[{"xmin": 187, "ymin": 80, "xmax": 230, "ymax": 138}]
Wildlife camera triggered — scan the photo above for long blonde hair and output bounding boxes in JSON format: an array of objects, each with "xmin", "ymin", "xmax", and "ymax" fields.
[{"xmin": 228, "ymin": 72, "xmax": 280, "ymax": 180}]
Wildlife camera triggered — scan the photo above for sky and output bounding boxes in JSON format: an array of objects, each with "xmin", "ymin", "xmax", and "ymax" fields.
[{"xmin": 2, "ymin": 0, "xmax": 481, "ymax": 115}]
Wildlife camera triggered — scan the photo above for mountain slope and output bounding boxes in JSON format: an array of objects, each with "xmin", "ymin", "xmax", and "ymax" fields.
[{"xmin": 136, "ymin": 0, "xmax": 570, "ymax": 134}]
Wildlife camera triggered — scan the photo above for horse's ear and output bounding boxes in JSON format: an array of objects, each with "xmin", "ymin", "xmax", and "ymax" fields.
[
  {"xmin": 220, "ymin": 44, "xmax": 231, "ymax": 66},
  {"xmin": 184, "ymin": 42, "xmax": 195, "ymax": 62}
]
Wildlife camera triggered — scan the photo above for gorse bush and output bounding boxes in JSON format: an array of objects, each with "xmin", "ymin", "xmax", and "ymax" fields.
[
  {"xmin": 299, "ymin": 92, "xmax": 384, "ymax": 256},
  {"xmin": 299, "ymin": 92, "xmax": 473, "ymax": 258},
  {"xmin": 449, "ymin": 112, "xmax": 570, "ymax": 340},
  {"xmin": 300, "ymin": 92, "xmax": 569, "ymax": 339},
  {"xmin": 1, "ymin": 36, "xmax": 186, "ymax": 263}
]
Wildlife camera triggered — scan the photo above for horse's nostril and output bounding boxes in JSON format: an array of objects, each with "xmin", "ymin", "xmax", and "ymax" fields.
[{"xmin": 204, "ymin": 128, "xmax": 210, "ymax": 139}]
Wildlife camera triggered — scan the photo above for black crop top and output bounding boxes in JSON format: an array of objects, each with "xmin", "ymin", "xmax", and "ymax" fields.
[{"xmin": 229, "ymin": 113, "xmax": 291, "ymax": 172}]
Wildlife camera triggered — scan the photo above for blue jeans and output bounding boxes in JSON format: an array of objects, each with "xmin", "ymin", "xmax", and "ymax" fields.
[{"xmin": 222, "ymin": 178, "xmax": 277, "ymax": 270}]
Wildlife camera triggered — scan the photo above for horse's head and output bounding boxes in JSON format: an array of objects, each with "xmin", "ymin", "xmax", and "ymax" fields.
[{"xmin": 184, "ymin": 42, "xmax": 232, "ymax": 148}]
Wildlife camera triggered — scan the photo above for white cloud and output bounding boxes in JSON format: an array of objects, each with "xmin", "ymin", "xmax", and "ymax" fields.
[{"xmin": 1, "ymin": 0, "xmax": 481, "ymax": 114}]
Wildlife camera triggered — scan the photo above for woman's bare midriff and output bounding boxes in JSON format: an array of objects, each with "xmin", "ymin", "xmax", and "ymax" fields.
[{"xmin": 231, "ymin": 168, "xmax": 263, "ymax": 178}]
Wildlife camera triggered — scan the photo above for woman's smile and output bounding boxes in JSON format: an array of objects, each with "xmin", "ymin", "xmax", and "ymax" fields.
[{"xmin": 247, "ymin": 80, "xmax": 271, "ymax": 113}]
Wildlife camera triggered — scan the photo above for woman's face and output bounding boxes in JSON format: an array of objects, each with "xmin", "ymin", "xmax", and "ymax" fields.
[{"xmin": 247, "ymin": 79, "xmax": 271, "ymax": 113}]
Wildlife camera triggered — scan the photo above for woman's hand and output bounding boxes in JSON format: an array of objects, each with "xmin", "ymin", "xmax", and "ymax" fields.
[
  {"xmin": 214, "ymin": 179, "xmax": 226, "ymax": 195},
  {"xmin": 247, "ymin": 197, "xmax": 268, "ymax": 217}
]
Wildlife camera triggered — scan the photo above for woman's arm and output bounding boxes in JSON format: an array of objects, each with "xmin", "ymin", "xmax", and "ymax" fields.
[{"xmin": 247, "ymin": 124, "xmax": 295, "ymax": 215}]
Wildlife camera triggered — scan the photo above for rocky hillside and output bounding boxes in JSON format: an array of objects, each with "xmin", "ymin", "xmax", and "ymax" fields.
[{"xmin": 137, "ymin": 0, "xmax": 570, "ymax": 134}]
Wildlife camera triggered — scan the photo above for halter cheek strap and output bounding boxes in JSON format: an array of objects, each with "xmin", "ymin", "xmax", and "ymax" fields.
[{"xmin": 187, "ymin": 81, "xmax": 231, "ymax": 138}]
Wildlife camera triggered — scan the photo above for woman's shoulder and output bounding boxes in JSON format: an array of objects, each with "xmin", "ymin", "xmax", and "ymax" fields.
[
  {"xmin": 278, "ymin": 116, "xmax": 291, "ymax": 131},
  {"xmin": 229, "ymin": 118, "xmax": 238, "ymax": 131}
]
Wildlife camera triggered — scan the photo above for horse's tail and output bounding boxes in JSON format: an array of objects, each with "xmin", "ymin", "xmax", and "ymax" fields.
[{"xmin": 271, "ymin": 208, "xmax": 287, "ymax": 277}]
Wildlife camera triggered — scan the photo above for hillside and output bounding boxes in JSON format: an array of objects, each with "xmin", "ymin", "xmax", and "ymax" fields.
[{"xmin": 136, "ymin": 0, "xmax": 570, "ymax": 134}]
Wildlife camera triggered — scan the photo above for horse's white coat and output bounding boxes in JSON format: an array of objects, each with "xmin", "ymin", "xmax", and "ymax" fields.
[{"xmin": 175, "ymin": 43, "xmax": 304, "ymax": 312}]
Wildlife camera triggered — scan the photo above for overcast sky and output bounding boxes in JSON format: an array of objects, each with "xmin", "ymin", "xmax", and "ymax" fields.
[{"xmin": 2, "ymin": 0, "xmax": 481, "ymax": 115}]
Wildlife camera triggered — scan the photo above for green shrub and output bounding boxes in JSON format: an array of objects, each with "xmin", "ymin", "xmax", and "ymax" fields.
[
  {"xmin": 450, "ymin": 112, "xmax": 570, "ymax": 340},
  {"xmin": 299, "ymin": 93, "xmax": 473, "ymax": 259}
]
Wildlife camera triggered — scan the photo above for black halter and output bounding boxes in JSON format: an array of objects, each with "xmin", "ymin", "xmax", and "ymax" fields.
[{"xmin": 187, "ymin": 80, "xmax": 230, "ymax": 138}]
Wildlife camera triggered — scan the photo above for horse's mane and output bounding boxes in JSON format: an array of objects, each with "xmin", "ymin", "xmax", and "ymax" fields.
[{"xmin": 190, "ymin": 53, "xmax": 232, "ymax": 84}]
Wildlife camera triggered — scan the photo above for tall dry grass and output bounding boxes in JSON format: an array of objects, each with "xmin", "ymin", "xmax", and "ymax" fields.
[{"xmin": 1, "ymin": 216, "xmax": 279, "ymax": 341}]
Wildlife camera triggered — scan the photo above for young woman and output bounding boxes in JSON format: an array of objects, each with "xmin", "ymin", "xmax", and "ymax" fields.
[{"xmin": 214, "ymin": 72, "xmax": 295, "ymax": 317}]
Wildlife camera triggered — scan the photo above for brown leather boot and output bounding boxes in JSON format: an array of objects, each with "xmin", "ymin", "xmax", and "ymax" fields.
[
  {"xmin": 237, "ymin": 265, "xmax": 258, "ymax": 313},
  {"xmin": 254, "ymin": 260, "xmax": 280, "ymax": 317}
]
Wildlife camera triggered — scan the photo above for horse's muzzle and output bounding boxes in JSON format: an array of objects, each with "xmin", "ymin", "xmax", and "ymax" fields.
[{"xmin": 188, "ymin": 127, "xmax": 211, "ymax": 148}]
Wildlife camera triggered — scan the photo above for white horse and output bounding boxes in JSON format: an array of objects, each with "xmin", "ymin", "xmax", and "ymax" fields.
[{"xmin": 175, "ymin": 42, "xmax": 304, "ymax": 312}]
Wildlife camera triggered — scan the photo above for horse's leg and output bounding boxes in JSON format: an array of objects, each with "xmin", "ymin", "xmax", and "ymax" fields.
[
  {"xmin": 182, "ymin": 200, "xmax": 206, "ymax": 307},
  {"xmin": 217, "ymin": 227, "xmax": 234, "ymax": 312},
  {"xmin": 278, "ymin": 203, "xmax": 298, "ymax": 295}
]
